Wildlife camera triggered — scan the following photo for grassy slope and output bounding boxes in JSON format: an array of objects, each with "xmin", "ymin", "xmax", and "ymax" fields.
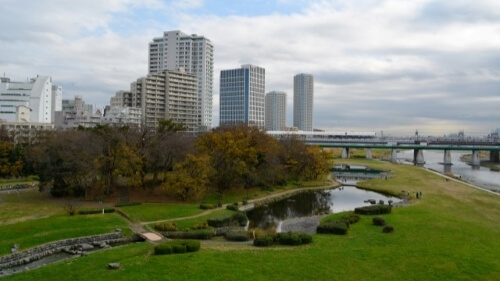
[{"xmin": 4, "ymin": 160, "xmax": 500, "ymax": 280}]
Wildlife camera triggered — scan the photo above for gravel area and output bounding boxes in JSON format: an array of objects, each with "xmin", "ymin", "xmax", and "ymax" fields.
[{"xmin": 279, "ymin": 215, "xmax": 326, "ymax": 234}]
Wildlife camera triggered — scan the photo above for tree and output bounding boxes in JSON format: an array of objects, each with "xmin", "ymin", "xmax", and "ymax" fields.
[{"xmin": 164, "ymin": 154, "xmax": 210, "ymax": 201}]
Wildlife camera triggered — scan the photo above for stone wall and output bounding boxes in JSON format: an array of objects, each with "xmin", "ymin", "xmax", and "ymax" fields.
[{"xmin": 0, "ymin": 231, "xmax": 139, "ymax": 270}]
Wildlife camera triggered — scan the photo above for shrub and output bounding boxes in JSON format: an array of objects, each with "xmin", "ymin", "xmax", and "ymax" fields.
[
  {"xmin": 154, "ymin": 244, "xmax": 173, "ymax": 255},
  {"xmin": 154, "ymin": 240, "xmax": 200, "ymax": 255},
  {"xmin": 354, "ymin": 205, "xmax": 392, "ymax": 215},
  {"xmin": 172, "ymin": 244, "xmax": 187, "ymax": 254},
  {"xmin": 226, "ymin": 204, "xmax": 239, "ymax": 211},
  {"xmin": 154, "ymin": 222, "xmax": 178, "ymax": 232},
  {"xmin": 242, "ymin": 200, "xmax": 248, "ymax": 205},
  {"xmin": 164, "ymin": 230, "xmax": 213, "ymax": 240},
  {"xmin": 207, "ymin": 212, "xmax": 248, "ymax": 227},
  {"xmin": 382, "ymin": 225, "xmax": 394, "ymax": 233},
  {"xmin": 233, "ymin": 212, "xmax": 248, "ymax": 227},
  {"xmin": 115, "ymin": 202, "xmax": 142, "ymax": 207},
  {"xmin": 277, "ymin": 232, "xmax": 313, "ymax": 245},
  {"xmin": 372, "ymin": 217, "xmax": 386, "ymax": 226},
  {"xmin": 225, "ymin": 231, "xmax": 251, "ymax": 242},
  {"xmin": 77, "ymin": 208, "xmax": 115, "ymax": 215},
  {"xmin": 200, "ymin": 203, "xmax": 216, "ymax": 210},
  {"xmin": 342, "ymin": 213, "xmax": 360, "ymax": 224},
  {"xmin": 316, "ymin": 222, "xmax": 348, "ymax": 235},
  {"xmin": 192, "ymin": 222, "xmax": 209, "ymax": 230},
  {"xmin": 253, "ymin": 235, "xmax": 274, "ymax": 247}
]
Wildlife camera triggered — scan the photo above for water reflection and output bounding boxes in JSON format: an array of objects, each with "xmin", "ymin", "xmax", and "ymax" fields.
[{"xmin": 247, "ymin": 186, "xmax": 401, "ymax": 229}]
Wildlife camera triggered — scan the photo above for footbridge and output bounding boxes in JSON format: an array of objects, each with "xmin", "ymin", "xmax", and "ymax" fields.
[{"xmin": 266, "ymin": 131, "xmax": 500, "ymax": 166}]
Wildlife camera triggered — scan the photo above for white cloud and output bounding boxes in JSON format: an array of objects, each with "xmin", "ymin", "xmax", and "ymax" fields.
[{"xmin": 1, "ymin": 0, "xmax": 499, "ymax": 136}]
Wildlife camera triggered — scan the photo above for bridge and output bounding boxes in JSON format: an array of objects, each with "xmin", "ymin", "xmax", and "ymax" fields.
[{"xmin": 267, "ymin": 131, "xmax": 500, "ymax": 166}]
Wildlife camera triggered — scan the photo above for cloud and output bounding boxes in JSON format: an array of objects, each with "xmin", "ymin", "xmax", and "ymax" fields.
[{"xmin": 1, "ymin": 0, "xmax": 499, "ymax": 136}]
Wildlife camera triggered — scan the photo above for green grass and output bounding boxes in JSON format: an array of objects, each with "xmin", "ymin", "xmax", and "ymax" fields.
[
  {"xmin": 0, "ymin": 190, "xmax": 64, "ymax": 225},
  {"xmin": 0, "ymin": 213, "xmax": 130, "ymax": 256},
  {"xmin": 149, "ymin": 209, "xmax": 235, "ymax": 231},
  {"xmin": 117, "ymin": 203, "xmax": 204, "ymax": 222},
  {"xmin": 3, "ymin": 160, "xmax": 500, "ymax": 280}
]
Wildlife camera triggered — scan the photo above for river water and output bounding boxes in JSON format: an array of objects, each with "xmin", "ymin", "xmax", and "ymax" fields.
[{"xmin": 397, "ymin": 150, "xmax": 500, "ymax": 192}]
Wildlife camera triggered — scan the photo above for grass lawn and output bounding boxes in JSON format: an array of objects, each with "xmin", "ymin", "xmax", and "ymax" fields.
[
  {"xmin": 3, "ymin": 160, "xmax": 500, "ymax": 280},
  {"xmin": 117, "ymin": 203, "xmax": 204, "ymax": 223},
  {"xmin": 0, "ymin": 213, "xmax": 130, "ymax": 256}
]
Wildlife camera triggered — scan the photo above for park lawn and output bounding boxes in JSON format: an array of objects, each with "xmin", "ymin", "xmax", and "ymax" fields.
[
  {"xmin": 0, "ymin": 213, "xmax": 130, "ymax": 256},
  {"xmin": 0, "ymin": 189, "xmax": 64, "ymax": 225},
  {"xmin": 117, "ymin": 203, "xmax": 203, "ymax": 223},
  {"xmin": 148, "ymin": 209, "xmax": 235, "ymax": 231},
  {"xmin": 4, "ymin": 161, "xmax": 500, "ymax": 280}
]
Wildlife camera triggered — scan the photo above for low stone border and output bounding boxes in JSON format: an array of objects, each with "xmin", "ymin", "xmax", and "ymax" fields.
[{"xmin": 0, "ymin": 231, "xmax": 141, "ymax": 271}]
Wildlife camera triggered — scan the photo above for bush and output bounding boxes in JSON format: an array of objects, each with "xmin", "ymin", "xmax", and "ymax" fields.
[
  {"xmin": 207, "ymin": 212, "xmax": 248, "ymax": 227},
  {"xmin": 154, "ymin": 244, "xmax": 173, "ymax": 255},
  {"xmin": 233, "ymin": 212, "xmax": 248, "ymax": 227},
  {"xmin": 115, "ymin": 202, "xmax": 142, "ymax": 207},
  {"xmin": 372, "ymin": 217, "xmax": 386, "ymax": 226},
  {"xmin": 277, "ymin": 232, "xmax": 313, "ymax": 245},
  {"xmin": 253, "ymin": 235, "xmax": 274, "ymax": 247},
  {"xmin": 192, "ymin": 222, "xmax": 209, "ymax": 230},
  {"xmin": 164, "ymin": 230, "xmax": 213, "ymax": 240},
  {"xmin": 226, "ymin": 203, "xmax": 239, "ymax": 211},
  {"xmin": 200, "ymin": 203, "xmax": 216, "ymax": 210},
  {"xmin": 316, "ymin": 222, "xmax": 348, "ymax": 235},
  {"xmin": 172, "ymin": 244, "xmax": 187, "ymax": 254},
  {"xmin": 342, "ymin": 213, "xmax": 360, "ymax": 224},
  {"xmin": 225, "ymin": 231, "xmax": 251, "ymax": 242},
  {"xmin": 154, "ymin": 222, "xmax": 178, "ymax": 232},
  {"xmin": 242, "ymin": 200, "xmax": 248, "ymax": 205},
  {"xmin": 382, "ymin": 225, "xmax": 394, "ymax": 233},
  {"xmin": 354, "ymin": 205, "xmax": 392, "ymax": 215},
  {"xmin": 154, "ymin": 240, "xmax": 200, "ymax": 255},
  {"xmin": 77, "ymin": 208, "xmax": 115, "ymax": 215}
]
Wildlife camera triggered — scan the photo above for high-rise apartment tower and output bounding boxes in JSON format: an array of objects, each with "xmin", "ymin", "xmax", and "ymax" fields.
[
  {"xmin": 219, "ymin": 64, "xmax": 265, "ymax": 128},
  {"xmin": 149, "ymin": 30, "xmax": 214, "ymax": 131},
  {"xmin": 293, "ymin": 73, "xmax": 314, "ymax": 131},
  {"xmin": 265, "ymin": 91, "xmax": 287, "ymax": 131}
]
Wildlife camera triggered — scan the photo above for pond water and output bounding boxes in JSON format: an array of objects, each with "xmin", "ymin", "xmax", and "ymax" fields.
[{"xmin": 246, "ymin": 185, "xmax": 401, "ymax": 230}]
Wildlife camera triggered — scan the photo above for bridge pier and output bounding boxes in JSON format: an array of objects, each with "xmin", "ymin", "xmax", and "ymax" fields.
[
  {"xmin": 443, "ymin": 150, "xmax": 452, "ymax": 165},
  {"xmin": 471, "ymin": 151, "xmax": 480, "ymax": 166},
  {"xmin": 342, "ymin": 147, "xmax": 350, "ymax": 159},
  {"xmin": 390, "ymin": 149, "xmax": 398, "ymax": 163},
  {"xmin": 413, "ymin": 149, "xmax": 425, "ymax": 165},
  {"xmin": 490, "ymin": 151, "xmax": 500, "ymax": 163},
  {"xmin": 365, "ymin": 148, "xmax": 372, "ymax": 160}
]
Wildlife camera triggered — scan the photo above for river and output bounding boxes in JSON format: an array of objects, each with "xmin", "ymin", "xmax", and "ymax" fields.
[{"xmin": 397, "ymin": 150, "xmax": 500, "ymax": 192}]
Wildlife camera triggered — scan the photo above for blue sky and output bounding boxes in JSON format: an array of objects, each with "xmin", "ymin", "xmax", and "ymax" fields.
[{"xmin": 1, "ymin": 0, "xmax": 500, "ymax": 136}]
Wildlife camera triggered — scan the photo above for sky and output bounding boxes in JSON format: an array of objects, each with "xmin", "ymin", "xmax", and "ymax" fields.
[{"xmin": 1, "ymin": 0, "xmax": 499, "ymax": 137}]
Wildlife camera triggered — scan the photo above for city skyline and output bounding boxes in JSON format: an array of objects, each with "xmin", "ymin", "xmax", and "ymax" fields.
[{"xmin": 1, "ymin": 1, "xmax": 500, "ymax": 136}]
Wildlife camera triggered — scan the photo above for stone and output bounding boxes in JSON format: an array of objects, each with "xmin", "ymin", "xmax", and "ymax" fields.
[
  {"xmin": 108, "ymin": 263, "xmax": 120, "ymax": 270},
  {"xmin": 80, "ymin": 243, "xmax": 94, "ymax": 251}
]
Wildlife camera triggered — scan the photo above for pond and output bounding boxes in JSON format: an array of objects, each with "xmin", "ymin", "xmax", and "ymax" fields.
[{"xmin": 246, "ymin": 186, "xmax": 401, "ymax": 230}]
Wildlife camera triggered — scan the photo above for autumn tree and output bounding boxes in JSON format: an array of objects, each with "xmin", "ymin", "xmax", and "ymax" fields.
[{"xmin": 163, "ymin": 154, "xmax": 210, "ymax": 201}]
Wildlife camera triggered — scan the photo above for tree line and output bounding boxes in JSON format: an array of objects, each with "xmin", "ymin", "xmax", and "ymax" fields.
[{"xmin": 0, "ymin": 122, "xmax": 331, "ymax": 201}]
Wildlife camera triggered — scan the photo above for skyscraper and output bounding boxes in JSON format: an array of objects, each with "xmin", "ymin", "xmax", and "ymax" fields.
[
  {"xmin": 265, "ymin": 91, "xmax": 287, "ymax": 131},
  {"xmin": 220, "ymin": 64, "xmax": 265, "ymax": 128},
  {"xmin": 293, "ymin": 73, "xmax": 314, "ymax": 131},
  {"xmin": 149, "ymin": 30, "xmax": 214, "ymax": 131}
]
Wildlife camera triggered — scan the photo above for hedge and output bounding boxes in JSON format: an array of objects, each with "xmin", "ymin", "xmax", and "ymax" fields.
[
  {"xmin": 154, "ymin": 222, "xmax": 178, "ymax": 232},
  {"xmin": 225, "ymin": 231, "xmax": 251, "ymax": 242},
  {"xmin": 200, "ymin": 203, "xmax": 216, "ymax": 210},
  {"xmin": 382, "ymin": 225, "xmax": 394, "ymax": 233},
  {"xmin": 253, "ymin": 232, "xmax": 312, "ymax": 247},
  {"xmin": 77, "ymin": 208, "xmax": 115, "ymax": 215},
  {"xmin": 154, "ymin": 240, "xmax": 201, "ymax": 255},
  {"xmin": 316, "ymin": 222, "xmax": 348, "ymax": 235},
  {"xmin": 354, "ymin": 205, "xmax": 392, "ymax": 215},
  {"xmin": 115, "ymin": 202, "xmax": 142, "ymax": 207},
  {"xmin": 207, "ymin": 212, "xmax": 248, "ymax": 228},
  {"xmin": 372, "ymin": 217, "xmax": 386, "ymax": 226},
  {"xmin": 164, "ymin": 230, "xmax": 213, "ymax": 240}
]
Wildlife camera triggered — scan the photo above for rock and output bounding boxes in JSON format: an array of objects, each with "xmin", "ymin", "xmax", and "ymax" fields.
[
  {"xmin": 80, "ymin": 243, "xmax": 94, "ymax": 251},
  {"xmin": 115, "ymin": 228, "xmax": 122, "ymax": 232},
  {"xmin": 108, "ymin": 263, "xmax": 120, "ymax": 270}
]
